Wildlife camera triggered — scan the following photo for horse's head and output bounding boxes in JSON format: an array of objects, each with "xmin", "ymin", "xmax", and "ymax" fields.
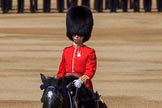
[
  {"xmin": 40, "ymin": 74, "xmax": 96, "ymax": 108},
  {"xmin": 40, "ymin": 73, "xmax": 63, "ymax": 108}
]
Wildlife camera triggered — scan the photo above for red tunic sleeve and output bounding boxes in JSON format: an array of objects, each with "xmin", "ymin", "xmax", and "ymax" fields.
[
  {"xmin": 57, "ymin": 49, "xmax": 66, "ymax": 78},
  {"xmin": 84, "ymin": 49, "xmax": 97, "ymax": 79}
]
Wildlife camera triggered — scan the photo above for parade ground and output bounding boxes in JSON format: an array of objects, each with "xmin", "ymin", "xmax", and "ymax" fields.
[{"xmin": 0, "ymin": 7, "xmax": 162, "ymax": 108}]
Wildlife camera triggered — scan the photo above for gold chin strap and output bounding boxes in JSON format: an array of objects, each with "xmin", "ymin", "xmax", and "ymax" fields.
[{"xmin": 79, "ymin": 75, "xmax": 89, "ymax": 83}]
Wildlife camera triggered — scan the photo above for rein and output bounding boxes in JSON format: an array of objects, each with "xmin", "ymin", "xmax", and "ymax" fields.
[
  {"xmin": 59, "ymin": 86, "xmax": 75, "ymax": 108},
  {"xmin": 59, "ymin": 82, "xmax": 79, "ymax": 108},
  {"xmin": 73, "ymin": 88, "xmax": 79, "ymax": 108},
  {"xmin": 58, "ymin": 84, "xmax": 74, "ymax": 108}
]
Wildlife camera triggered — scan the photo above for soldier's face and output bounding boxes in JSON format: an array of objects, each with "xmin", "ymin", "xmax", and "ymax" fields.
[{"xmin": 72, "ymin": 35, "xmax": 84, "ymax": 45}]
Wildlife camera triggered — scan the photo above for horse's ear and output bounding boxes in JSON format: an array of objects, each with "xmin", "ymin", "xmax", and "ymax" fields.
[{"xmin": 40, "ymin": 73, "xmax": 47, "ymax": 84}]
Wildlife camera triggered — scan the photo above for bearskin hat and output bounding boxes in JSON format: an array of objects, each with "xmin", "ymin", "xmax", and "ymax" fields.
[{"xmin": 66, "ymin": 6, "xmax": 94, "ymax": 42}]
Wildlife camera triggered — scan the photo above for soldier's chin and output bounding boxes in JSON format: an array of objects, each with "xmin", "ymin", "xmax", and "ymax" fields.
[{"xmin": 74, "ymin": 40, "xmax": 78, "ymax": 43}]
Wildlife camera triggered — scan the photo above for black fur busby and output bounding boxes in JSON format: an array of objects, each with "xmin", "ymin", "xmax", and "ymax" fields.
[{"xmin": 66, "ymin": 6, "xmax": 94, "ymax": 42}]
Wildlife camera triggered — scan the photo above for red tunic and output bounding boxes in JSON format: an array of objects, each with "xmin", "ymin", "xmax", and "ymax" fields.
[{"xmin": 57, "ymin": 45, "xmax": 97, "ymax": 91}]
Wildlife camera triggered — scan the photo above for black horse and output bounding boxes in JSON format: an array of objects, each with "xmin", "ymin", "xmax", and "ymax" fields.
[{"xmin": 40, "ymin": 73, "xmax": 97, "ymax": 108}]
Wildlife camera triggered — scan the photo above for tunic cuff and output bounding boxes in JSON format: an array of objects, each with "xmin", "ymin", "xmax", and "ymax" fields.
[{"xmin": 79, "ymin": 75, "xmax": 89, "ymax": 83}]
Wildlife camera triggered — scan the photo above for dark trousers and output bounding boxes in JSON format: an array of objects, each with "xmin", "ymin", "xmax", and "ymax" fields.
[
  {"xmin": 143, "ymin": 0, "xmax": 152, "ymax": 12},
  {"xmin": 66, "ymin": 0, "xmax": 77, "ymax": 8},
  {"xmin": 8, "ymin": 0, "xmax": 12, "ymax": 10},
  {"xmin": 17, "ymin": 0, "xmax": 24, "ymax": 13},
  {"xmin": 157, "ymin": 0, "xmax": 162, "ymax": 12},
  {"xmin": 43, "ymin": 0, "xmax": 51, "ymax": 12},
  {"xmin": 117, "ymin": 0, "xmax": 122, "ymax": 9},
  {"xmin": 71, "ymin": 0, "xmax": 78, "ymax": 7},
  {"xmin": 133, "ymin": 0, "xmax": 139, "ymax": 12},
  {"xmin": 1, "ymin": 0, "xmax": 10, "ymax": 13},
  {"xmin": 129, "ymin": 0, "xmax": 133, "ymax": 9},
  {"xmin": 105, "ymin": 0, "xmax": 111, "ymax": 9},
  {"xmin": 94, "ymin": 0, "xmax": 103, "ymax": 12},
  {"xmin": 30, "ymin": 0, "xmax": 38, "ymax": 13},
  {"xmin": 66, "ymin": 0, "xmax": 70, "ymax": 8},
  {"xmin": 57, "ymin": 0, "xmax": 64, "ymax": 12},
  {"xmin": 122, "ymin": 0, "xmax": 128, "ymax": 12},
  {"xmin": 110, "ymin": 0, "xmax": 118, "ymax": 12},
  {"xmin": 94, "ymin": 0, "xmax": 97, "ymax": 10},
  {"xmin": 81, "ymin": 0, "xmax": 90, "ymax": 8}
]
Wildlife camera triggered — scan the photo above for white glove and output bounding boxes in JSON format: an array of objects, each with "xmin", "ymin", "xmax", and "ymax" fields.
[{"xmin": 73, "ymin": 79, "xmax": 83, "ymax": 88}]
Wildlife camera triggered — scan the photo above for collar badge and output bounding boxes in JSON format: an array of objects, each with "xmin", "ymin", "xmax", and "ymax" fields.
[{"xmin": 77, "ymin": 51, "xmax": 81, "ymax": 57}]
